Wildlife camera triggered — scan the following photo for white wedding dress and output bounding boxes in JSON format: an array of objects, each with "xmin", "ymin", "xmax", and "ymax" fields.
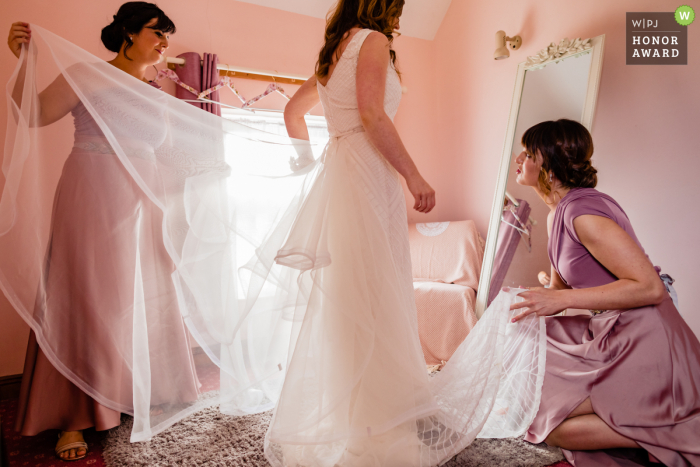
[{"xmin": 263, "ymin": 29, "xmax": 547, "ymax": 467}]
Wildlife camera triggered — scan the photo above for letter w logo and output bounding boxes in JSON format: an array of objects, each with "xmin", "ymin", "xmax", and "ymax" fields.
[{"xmin": 679, "ymin": 11, "xmax": 691, "ymax": 20}]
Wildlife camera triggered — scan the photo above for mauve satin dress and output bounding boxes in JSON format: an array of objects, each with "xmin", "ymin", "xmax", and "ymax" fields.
[
  {"xmin": 15, "ymin": 81, "xmax": 200, "ymax": 436},
  {"xmin": 524, "ymin": 188, "xmax": 700, "ymax": 467}
]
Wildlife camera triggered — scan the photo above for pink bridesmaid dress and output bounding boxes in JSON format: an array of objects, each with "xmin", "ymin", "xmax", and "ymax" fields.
[
  {"xmin": 15, "ymin": 81, "xmax": 200, "ymax": 436},
  {"xmin": 525, "ymin": 188, "xmax": 700, "ymax": 466}
]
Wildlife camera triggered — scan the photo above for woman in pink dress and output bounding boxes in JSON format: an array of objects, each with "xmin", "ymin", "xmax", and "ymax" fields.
[
  {"xmin": 7, "ymin": 3, "xmax": 199, "ymax": 461},
  {"xmin": 510, "ymin": 119, "xmax": 700, "ymax": 466}
]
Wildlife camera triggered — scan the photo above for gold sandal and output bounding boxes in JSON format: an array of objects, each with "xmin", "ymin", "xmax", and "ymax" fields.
[{"xmin": 55, "ymin": 432, "xmax": 88, "ymax": 462}]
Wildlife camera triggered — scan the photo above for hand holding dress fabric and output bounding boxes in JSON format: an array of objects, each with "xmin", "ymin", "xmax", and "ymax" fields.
[
  {"xmin": 510, "ymin": 287, "xmax": 567, "ymax": 322},
  {"xmin": 523, "ymin": 188, "xmax": 700, "ymax": 466},
  {"xmin": 289, "ymin": 139, "xmax": 315, "ymax": 171}
]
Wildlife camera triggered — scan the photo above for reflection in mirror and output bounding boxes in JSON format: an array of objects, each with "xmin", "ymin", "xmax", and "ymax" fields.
[
  {"xmin": 475, "ymin": 35, "xmax": 605, "ymax": 316},
  {"xmin": 488, "ymin": 52, "xmax": 593, "ymax": 304}
]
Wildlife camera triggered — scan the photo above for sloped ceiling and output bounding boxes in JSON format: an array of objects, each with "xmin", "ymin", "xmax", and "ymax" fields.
[{"xmin": 234, "ymin": 0, "xmax": 452, "ymax": 40}]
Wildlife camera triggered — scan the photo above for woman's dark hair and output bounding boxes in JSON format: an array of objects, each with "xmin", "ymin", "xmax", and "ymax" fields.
[
  {"xmin": 521, "ymin": 119, "xmax": 597, "ymax": 195},
  {"xmin": 316, "ymin": 0, "xmax": 404, "ymax": 79},
  {"xmin": 101, "ymin": 2, "xmax": 175, "ymax": 60}
]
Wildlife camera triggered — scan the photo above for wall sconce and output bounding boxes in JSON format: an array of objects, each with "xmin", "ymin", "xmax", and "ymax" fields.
[{"xmin": 494, "ymin": 30, "xmax": 522, "ymax": 60}]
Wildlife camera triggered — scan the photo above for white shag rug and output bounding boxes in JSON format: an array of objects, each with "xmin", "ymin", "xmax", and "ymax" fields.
[{"xmin": 102, "ymin": 408, "xmax": 564, "ymax": 467}]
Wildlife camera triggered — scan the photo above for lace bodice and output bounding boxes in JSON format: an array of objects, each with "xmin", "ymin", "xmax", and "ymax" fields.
[{"xmin": 317, "ymin": 29, "xmax": 402, "ymax": 137}]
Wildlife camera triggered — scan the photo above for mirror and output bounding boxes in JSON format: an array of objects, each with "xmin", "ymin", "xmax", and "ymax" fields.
[{"xmin": 475, "ymin": 35, "xmax": 606, "ymax": 317}]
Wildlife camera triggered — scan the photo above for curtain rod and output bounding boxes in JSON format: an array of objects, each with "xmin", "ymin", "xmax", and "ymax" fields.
[{"xmin": 165, "ymin": 57, "xmax": 309, "ymax": 83}]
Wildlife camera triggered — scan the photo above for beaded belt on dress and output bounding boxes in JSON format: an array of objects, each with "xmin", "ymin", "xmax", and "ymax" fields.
[{"xmin": 328, "ymin": 126, "xmax": 365, "ymax": 139}]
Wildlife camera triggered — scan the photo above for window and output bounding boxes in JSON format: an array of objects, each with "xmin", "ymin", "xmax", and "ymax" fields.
[
  {"xmin": 219, "ymin": 109, "xmax": 328, "ymax": 300},
  {"xmin": 221, "ymin": 108, "xmax": 329, "ymax": 142}
]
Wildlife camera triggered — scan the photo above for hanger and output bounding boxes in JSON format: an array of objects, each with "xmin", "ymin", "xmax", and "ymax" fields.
[
  {"xmin": 156, "ymin": 68, "xmax": 301, "ymax": 115},
  {"xmin": 155, "ymin": 68, "xmax": 254, "ymax": 111},
  {"xmin": 198, "ymin": 70, "xmax": 247, "ymax": 106},
  {"xmin": 242, "ymin": 77, "xmax": 293, "ymax": 109},
  {"xmin": 154, "ymin": 69, "xmax": 199, "ymax": 95},
  {"xmin": 501, "ymin": 216, "xmax": 528, "ymax": 235},
  {"xmin": 501, "ymin": 201, "xmax": 532, "ymax": 252},
  {"xmin": 180, "ymin": 98, "xmax": 252, "ymax": 111},
  {"xmin": 505, "ymin": 190, "xmax": 537, "ymax": 225}
]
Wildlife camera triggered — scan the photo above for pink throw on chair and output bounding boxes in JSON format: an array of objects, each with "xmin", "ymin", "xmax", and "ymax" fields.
[{"xmin": 408, "ymin": 221, "xmax": 485, "ymax": 365}]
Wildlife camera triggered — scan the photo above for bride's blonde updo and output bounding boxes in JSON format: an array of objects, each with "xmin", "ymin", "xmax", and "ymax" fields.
[{"xmin": 522, "ymin": 119, "xmax": 598, "ymax": 196}]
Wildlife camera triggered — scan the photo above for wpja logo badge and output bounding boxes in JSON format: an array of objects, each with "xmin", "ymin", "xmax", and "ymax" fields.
[
  {"xmin": 626, "ymin": 10, "xmax": 689, "ymax": 65},
  {"xmin": 675, "ymin": 5, "xmax": 695, "ymax": 26}
]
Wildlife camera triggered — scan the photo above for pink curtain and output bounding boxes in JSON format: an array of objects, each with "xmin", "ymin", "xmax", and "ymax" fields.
[
  {"xmin": 487, "ymin": 199, "xmax": 531, "ymax": 305},
  {"xmin": 173, "ymin": 52, "xmax": 221, "ymax": 116}
]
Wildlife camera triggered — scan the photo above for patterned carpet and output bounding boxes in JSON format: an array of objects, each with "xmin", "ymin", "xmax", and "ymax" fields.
[{"xmin": 2, "ymin": 397, "xmax": 571, "ymax": 467}]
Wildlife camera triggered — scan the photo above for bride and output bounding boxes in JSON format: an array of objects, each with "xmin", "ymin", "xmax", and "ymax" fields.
[{"xmin": 264, "ymin": 0, "xmax": 546, "ymax": 465}]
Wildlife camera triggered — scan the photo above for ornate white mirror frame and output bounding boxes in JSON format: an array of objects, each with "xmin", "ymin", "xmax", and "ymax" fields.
[{"xmin": 474, "ymin": 34, "xmax": 606, "ymax": 318}]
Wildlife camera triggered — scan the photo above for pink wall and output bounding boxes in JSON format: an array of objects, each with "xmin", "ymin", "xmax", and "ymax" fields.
[
  {"xmin": 0, "ymin": 0, "xmax": 437, "ymax": 376},
  {"xmin": 432, "ymin": 0, "xmax": 700, "ymax": 336}
]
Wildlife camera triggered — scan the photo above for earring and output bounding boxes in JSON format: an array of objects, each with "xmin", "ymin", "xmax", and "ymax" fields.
[
  {"xmin": 549, "ymin": 173, "xmax": 553, "ymax": 183},
  {"xmin": 129, "ymin": 36, "xmax": 133, "ymax": 41}
]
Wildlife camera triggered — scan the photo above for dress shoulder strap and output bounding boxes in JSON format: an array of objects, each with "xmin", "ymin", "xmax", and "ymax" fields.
[{"xmin": 342, "ymin": 29, "xmax": 375, "ymax": 61}]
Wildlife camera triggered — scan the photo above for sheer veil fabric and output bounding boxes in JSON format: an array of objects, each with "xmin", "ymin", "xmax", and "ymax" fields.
[
  {"xmin": 1, "ymin": 24, "xmax": 325, "ymax": 442},
  {"xmin": 1, "ymin": 25, "xmax": 547, "ymax": 465}
]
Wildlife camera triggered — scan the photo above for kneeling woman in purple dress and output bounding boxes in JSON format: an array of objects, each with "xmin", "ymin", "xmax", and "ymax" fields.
[{"xmin": 510, "ymin": 119, "xmax": 700, "ymax": 466}]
